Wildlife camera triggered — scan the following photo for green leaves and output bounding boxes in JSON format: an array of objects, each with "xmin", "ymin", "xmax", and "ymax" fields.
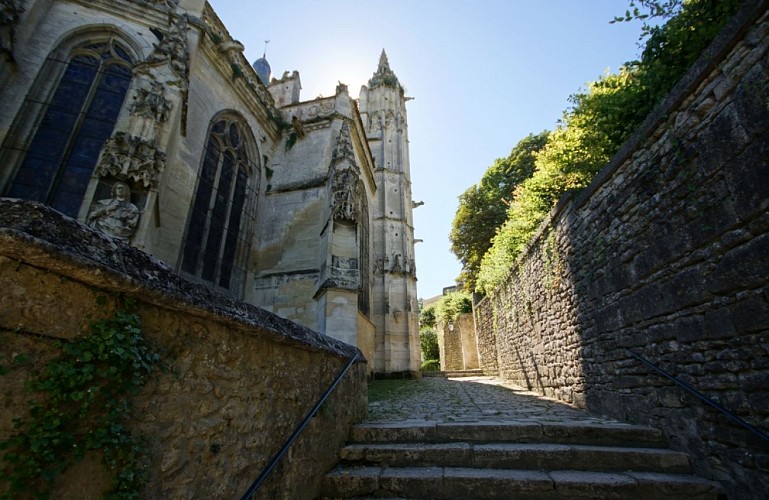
[
  {"xmin": 0, "ymin": 300, "xmax": 159, "ymax": 498},
  {"xmin": 450, "ymin": 132, "xmax": 549, "ymax": 291},
  {"xmin": 473, "ymin": 0, "xmax": 742, "ymax": 295}
]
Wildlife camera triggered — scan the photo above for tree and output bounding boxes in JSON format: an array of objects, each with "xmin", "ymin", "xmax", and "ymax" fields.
[
  {"xmin": 450, "ymin": 132, "xmax": 548, "ymax": 291},
  {"xmin": 475, "ymin": 0, "xmax": 742, "ymax": 295}
]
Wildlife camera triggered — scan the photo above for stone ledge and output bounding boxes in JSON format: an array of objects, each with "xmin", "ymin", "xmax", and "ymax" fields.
[{"xmin": 0, "ymin": 198, "xmax": 362, "ymax": 361}]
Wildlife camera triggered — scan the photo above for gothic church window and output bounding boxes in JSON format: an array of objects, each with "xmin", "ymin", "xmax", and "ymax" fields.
[
  {"xmin": 1, "ymin": 38, "xmax": 134, "ymax": 218},
  {"xmin": 181, "ymin": 116, "xmax": 259, "ymax": 296}
]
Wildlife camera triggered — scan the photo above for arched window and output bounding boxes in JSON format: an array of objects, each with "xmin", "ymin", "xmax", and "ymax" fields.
[
  {"xmin": 181, "ymin": 117, "xmax": 259, "ymax": 295},
  {"xmin": 3, "ymin": 39, "xmax": 133, "ymax": 218}
]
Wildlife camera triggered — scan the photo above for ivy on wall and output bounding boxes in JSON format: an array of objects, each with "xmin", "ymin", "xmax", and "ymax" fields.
[{"xmin": 0, "ymin": 297, "xmax": 160, "ymax": 499}]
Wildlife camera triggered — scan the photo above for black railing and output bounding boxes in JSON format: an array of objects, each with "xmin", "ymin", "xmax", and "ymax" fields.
[
  {"xmin": 627, "ymin": 349, "xmax": 769, "ymax": 446},
  {"xmin": 240, "ymin": 352, "xmax": 359, "ymax": 500}
]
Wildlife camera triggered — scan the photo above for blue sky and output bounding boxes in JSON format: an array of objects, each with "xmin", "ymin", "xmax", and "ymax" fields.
[{"xmin": 209, "ymin": 0, "xmax": 648, "ymax": 300}]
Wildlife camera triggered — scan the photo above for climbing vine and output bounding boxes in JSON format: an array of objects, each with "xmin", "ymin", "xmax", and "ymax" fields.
[{"xmin": 0, "ymin": 298, "xmax": 160, "ymax": 499}]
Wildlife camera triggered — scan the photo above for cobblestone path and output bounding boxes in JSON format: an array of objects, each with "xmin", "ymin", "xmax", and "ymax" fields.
[{"xmin": 367, "ymin": 375, "xmax": 624, "ymax": 426}]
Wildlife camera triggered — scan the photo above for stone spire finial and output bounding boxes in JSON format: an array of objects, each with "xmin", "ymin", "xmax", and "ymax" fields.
[{"xmin": 368, "ymin": 49, "xmax": 400, "ymax": 89}]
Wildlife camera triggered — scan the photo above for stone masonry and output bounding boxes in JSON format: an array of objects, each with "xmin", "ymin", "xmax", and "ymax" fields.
[
  {"xmin": 475, "ymin": 2, "xmax": 769, "ymax": 498},
  {"xmin": 0, "ymin": 200, "xmax": 367, "ymax": 499}
]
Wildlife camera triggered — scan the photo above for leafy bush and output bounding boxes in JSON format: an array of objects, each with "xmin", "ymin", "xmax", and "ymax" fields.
[
  {"xmin": 450, "ymin": 132, "xmax": 549, "ymax": 291},
  {"xmin": 475, "ymin": 0, "xmax": 742, "ymax": 295},
  {"xmin": 419, "ymin": 305, "xmax": 436, "ymax": 329},
  {"xmin": 421, "ymin": 359, "xmax": 441, "ymax": 372},
  {"xmin": 419, "ymin": 328, "xmax": 439, "ymax": 362},
  {"xmin": 436, "ymin": 291, "xmax": 473, "ymax": 323}
]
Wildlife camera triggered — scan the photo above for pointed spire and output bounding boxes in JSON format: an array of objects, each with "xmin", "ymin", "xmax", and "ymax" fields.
[{"xmin": 368, "ymin": 48, "xmax": 400, "ymax": 89}]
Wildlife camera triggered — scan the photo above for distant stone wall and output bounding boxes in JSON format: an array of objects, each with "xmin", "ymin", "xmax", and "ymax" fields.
[
  {"xmin": 475, "ymin": 2, "xmax": 769, "ymax": 498},
  {"xmin": 438, "ymin": 314, "xmax": 478, "ymax": 371},
  {"xmin": 0, "ymin": 200, "xmax": 367, "ymax": 499}
]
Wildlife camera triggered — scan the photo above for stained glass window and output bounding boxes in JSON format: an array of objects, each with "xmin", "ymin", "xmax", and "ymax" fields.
[
  {"xmin": 181, "ymin": 117, "xmax": 258, "ymax": 295},
  {"xmin": 5, "ymin": 40, "xmax": 133, "ymax": 218}
]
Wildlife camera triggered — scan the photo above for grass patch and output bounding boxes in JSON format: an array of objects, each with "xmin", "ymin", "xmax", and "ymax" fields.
[{"xmin": 368, "ymin": 379, "xmax": 430, "ymax": 404}]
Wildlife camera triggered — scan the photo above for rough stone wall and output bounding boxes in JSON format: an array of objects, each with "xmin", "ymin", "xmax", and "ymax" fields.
[
  {"xmin": 438, "ymin": 321, "xmax": 464, "ymax": 371},
  {"xmin": 458, "ymin": 313, "xmax": 479, "ymax": 370},
  {"xmin": 475, "ymin": 2, "xmax": 769, "ymax": 498},
  {"xmin": 0, "ymin": 200, "xmax": 367, "ymax": 499},
  {"xmin": 437, "ymin": 314, "xmax": 477, "ymax": 371},
  {"xmin": 474, "ymin": 298, "xmax": 499, "ymax": 374}
]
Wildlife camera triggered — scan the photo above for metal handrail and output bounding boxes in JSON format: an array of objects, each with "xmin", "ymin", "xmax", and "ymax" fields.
[
  {"xmin": 239, "ymin": 352, "xmax": 359, "ymax": 499},
  {"xmin": 626, "ymin": 349, "xmax": 769, "ymax": 446}
]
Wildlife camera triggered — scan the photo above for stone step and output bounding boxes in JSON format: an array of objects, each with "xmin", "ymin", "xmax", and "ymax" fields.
[
  {"xmin": 339, "ymin": 442, "xmax": 693, "ymax": 473},
  {"xmin": 322, "ymin": 466, "xmax": 724, "ymax": 499},
  {"xmin": 350, "ymin": 421, "xmax": 667, "ymax": 447},
  {"xmin": 422, "ymin": 369, "xmax": 486, "ymax": 378}
]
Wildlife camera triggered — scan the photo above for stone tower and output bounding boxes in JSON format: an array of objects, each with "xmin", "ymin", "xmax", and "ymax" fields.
[{"xmin": 359, "ymin": 51, "xmax": 420, "ymax": 376}]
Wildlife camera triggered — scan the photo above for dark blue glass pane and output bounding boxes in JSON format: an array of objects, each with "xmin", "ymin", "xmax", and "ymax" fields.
[
  {"xmin": 201, "ymin": 249, "xmax": 218, "ymax": 282},
  {"xmin": 39, "ymin": 108, "xmax": 79, "ymax": 131},
  {"xmin": 98, "ymin": 64, "xmax": 132, "ymax": 93},
  {"xmin": 77, "ymin": 117, "xmax": 114, "ymax": 140},
  {"xmin": 228, "ymin": 123, "xmax": 240, "ymax": 147},
  {"xmin": 113, "ymin": 45, "xmax": 132, "ymax": 63},
  {"xmin": 202, "ymin": 152, "xmax": 234, "ymax": 281},
  {"xmin": 25, "ymin": 128, "xmax": 71, "ymax": 160},
  {"xmin": 6, "ymin": 182, "xmax": 47, "ymax": 202},
  {"xmin": 219, "ymin": 167, "xmax": 248, "ymax": 288},
  {"xmin": 10, "ymin": 157, "xmax": 56, "ymax": 188},
  {"xmin": 53, "ymin": 165, "xmax": 91, "ymax": 196},
  {"xmin": 50, "ymin": 191, "xmax": 83, "ymax": 218},
  {"xmin": 66, "ymin": 56, "xmax": 100, "ymax": 85},
  {"xmin": 87, "ymin": 77, "xmax": 129, "ymax": 121},
  {"xmin": 182, "ymin": 141, "xmax": 220, "ymax": 275},
  {"xmin": 212, "ymin": 120, "xmax": 226, "ymax": 134}
]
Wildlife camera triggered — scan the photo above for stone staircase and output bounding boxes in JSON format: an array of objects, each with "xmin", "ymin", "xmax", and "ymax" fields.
[{"xmin": 321, "ymin": 420, "xmax": 724, "ymax": 499}]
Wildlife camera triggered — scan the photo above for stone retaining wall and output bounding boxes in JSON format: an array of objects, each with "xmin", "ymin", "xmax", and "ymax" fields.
[
  {"xmin": 474, "ymin": 2, "xmax": 769, "ymax": 497},
  {"xmin": 0, "ymin": 200, "xmax": 367, "ymax": 499}
]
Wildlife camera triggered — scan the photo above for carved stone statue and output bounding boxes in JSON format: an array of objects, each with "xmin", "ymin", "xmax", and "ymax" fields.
[{"xmin": 87, "ymin": 182, "xmax": 140, "ymax": 241}]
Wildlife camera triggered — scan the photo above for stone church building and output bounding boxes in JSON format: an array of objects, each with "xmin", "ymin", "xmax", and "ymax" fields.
[{"xmin": 0, "ymin": 0, "xmax": 420, "ymax": 376}]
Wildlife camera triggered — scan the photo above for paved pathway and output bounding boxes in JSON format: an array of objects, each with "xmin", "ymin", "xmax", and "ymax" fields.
[{"xmin": 367, "ymin": 375, "xmax": 623, "ymax": 426}]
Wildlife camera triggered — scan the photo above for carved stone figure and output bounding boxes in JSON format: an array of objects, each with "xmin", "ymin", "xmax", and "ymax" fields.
[
  {"xmin": 146, "ymin": 14, "xmax": 189, "ymax": 79},
  {"xmin": 331, "ymin": 167, "xmax": 360, "ymax": 222},
  {"xmin": 87, "ymin": 182, "xmax": 140, "ymax": 241},
  {"xmin": 129, "ymin": 81, "xmax": 172, "ymax": 139}
]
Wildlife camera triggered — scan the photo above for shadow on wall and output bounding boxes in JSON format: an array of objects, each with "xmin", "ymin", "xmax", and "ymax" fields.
[{"xmin": 475, "ymin": 3, "xmax": 769, "ymax": 498}]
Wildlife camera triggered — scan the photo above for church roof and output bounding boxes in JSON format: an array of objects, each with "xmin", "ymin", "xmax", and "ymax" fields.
[{"xmin": 368, "ymin": 49, "xmax": 400, "ymax": 89}]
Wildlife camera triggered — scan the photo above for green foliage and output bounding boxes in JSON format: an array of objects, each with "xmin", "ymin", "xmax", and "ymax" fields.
[
  {"xmin": 0, "ymin": 300, "xmax": 160, "ymax": 499},
  {"xmin": 475, "ymin": 0, "xmax": 741, "ymax": 295},
  {"xmin": 421, "ymin": 359, "xmax": 441, "ymax": 372},
  {"xmin": 436, "ymin": 291, "xmax": 473, "ymax": 323},
  {"xmin": 419, "ymin": 305, "xmax": 436, "ymax": 329},
  {"xmin": 419, "ymin": 328, "xmax": 439, "ymax": 362},
  {"xmin": 450, "ymin": 132, "xmax": 549, "ymax": 291}
]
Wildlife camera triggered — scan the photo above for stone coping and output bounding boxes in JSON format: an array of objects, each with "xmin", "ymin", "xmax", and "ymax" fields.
[{"xmin": 0, "ymin": 198, "xmax": 363, "ymax": 361}]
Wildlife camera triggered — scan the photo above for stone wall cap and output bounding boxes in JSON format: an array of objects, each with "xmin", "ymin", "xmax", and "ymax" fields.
[{"xmin": 0, "ymin": 198, "xmax": 363, "ymax": 361}]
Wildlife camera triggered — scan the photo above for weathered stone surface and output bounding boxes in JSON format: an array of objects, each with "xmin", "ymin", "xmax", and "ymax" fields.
[
  {"xmin": 474, "ymin": 3, "xmax": 769, "ymax": 499},
  {"xmin": 0, "ymin": 201, "xmax": 367, "ymax": 499}
]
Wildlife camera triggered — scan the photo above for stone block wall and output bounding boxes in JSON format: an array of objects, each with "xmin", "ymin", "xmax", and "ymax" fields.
[
  {"xmin": 0, "ymin": 200, "xmax": 367, "ymax": 499},
  {"xmin": 437, "ymin": 314, "xmax": 479, "ymax": 371},
  {"xmin": 474, "ymin": 2, "xmax": 769, "ymax": 498}
]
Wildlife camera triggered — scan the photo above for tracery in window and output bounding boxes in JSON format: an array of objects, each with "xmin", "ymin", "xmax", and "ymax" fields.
[
  {"xmin": 181, "ymin": 117, "xmax": 258, "ymax": 294},
  {"xmin": 4, "ymin": 40, "xmax": 133, "ymax": 218}
]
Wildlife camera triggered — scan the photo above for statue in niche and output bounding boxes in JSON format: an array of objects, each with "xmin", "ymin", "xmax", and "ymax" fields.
[{"xmin": 87, "ymin": 182, "xmax": 140, "ymax": 241}]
